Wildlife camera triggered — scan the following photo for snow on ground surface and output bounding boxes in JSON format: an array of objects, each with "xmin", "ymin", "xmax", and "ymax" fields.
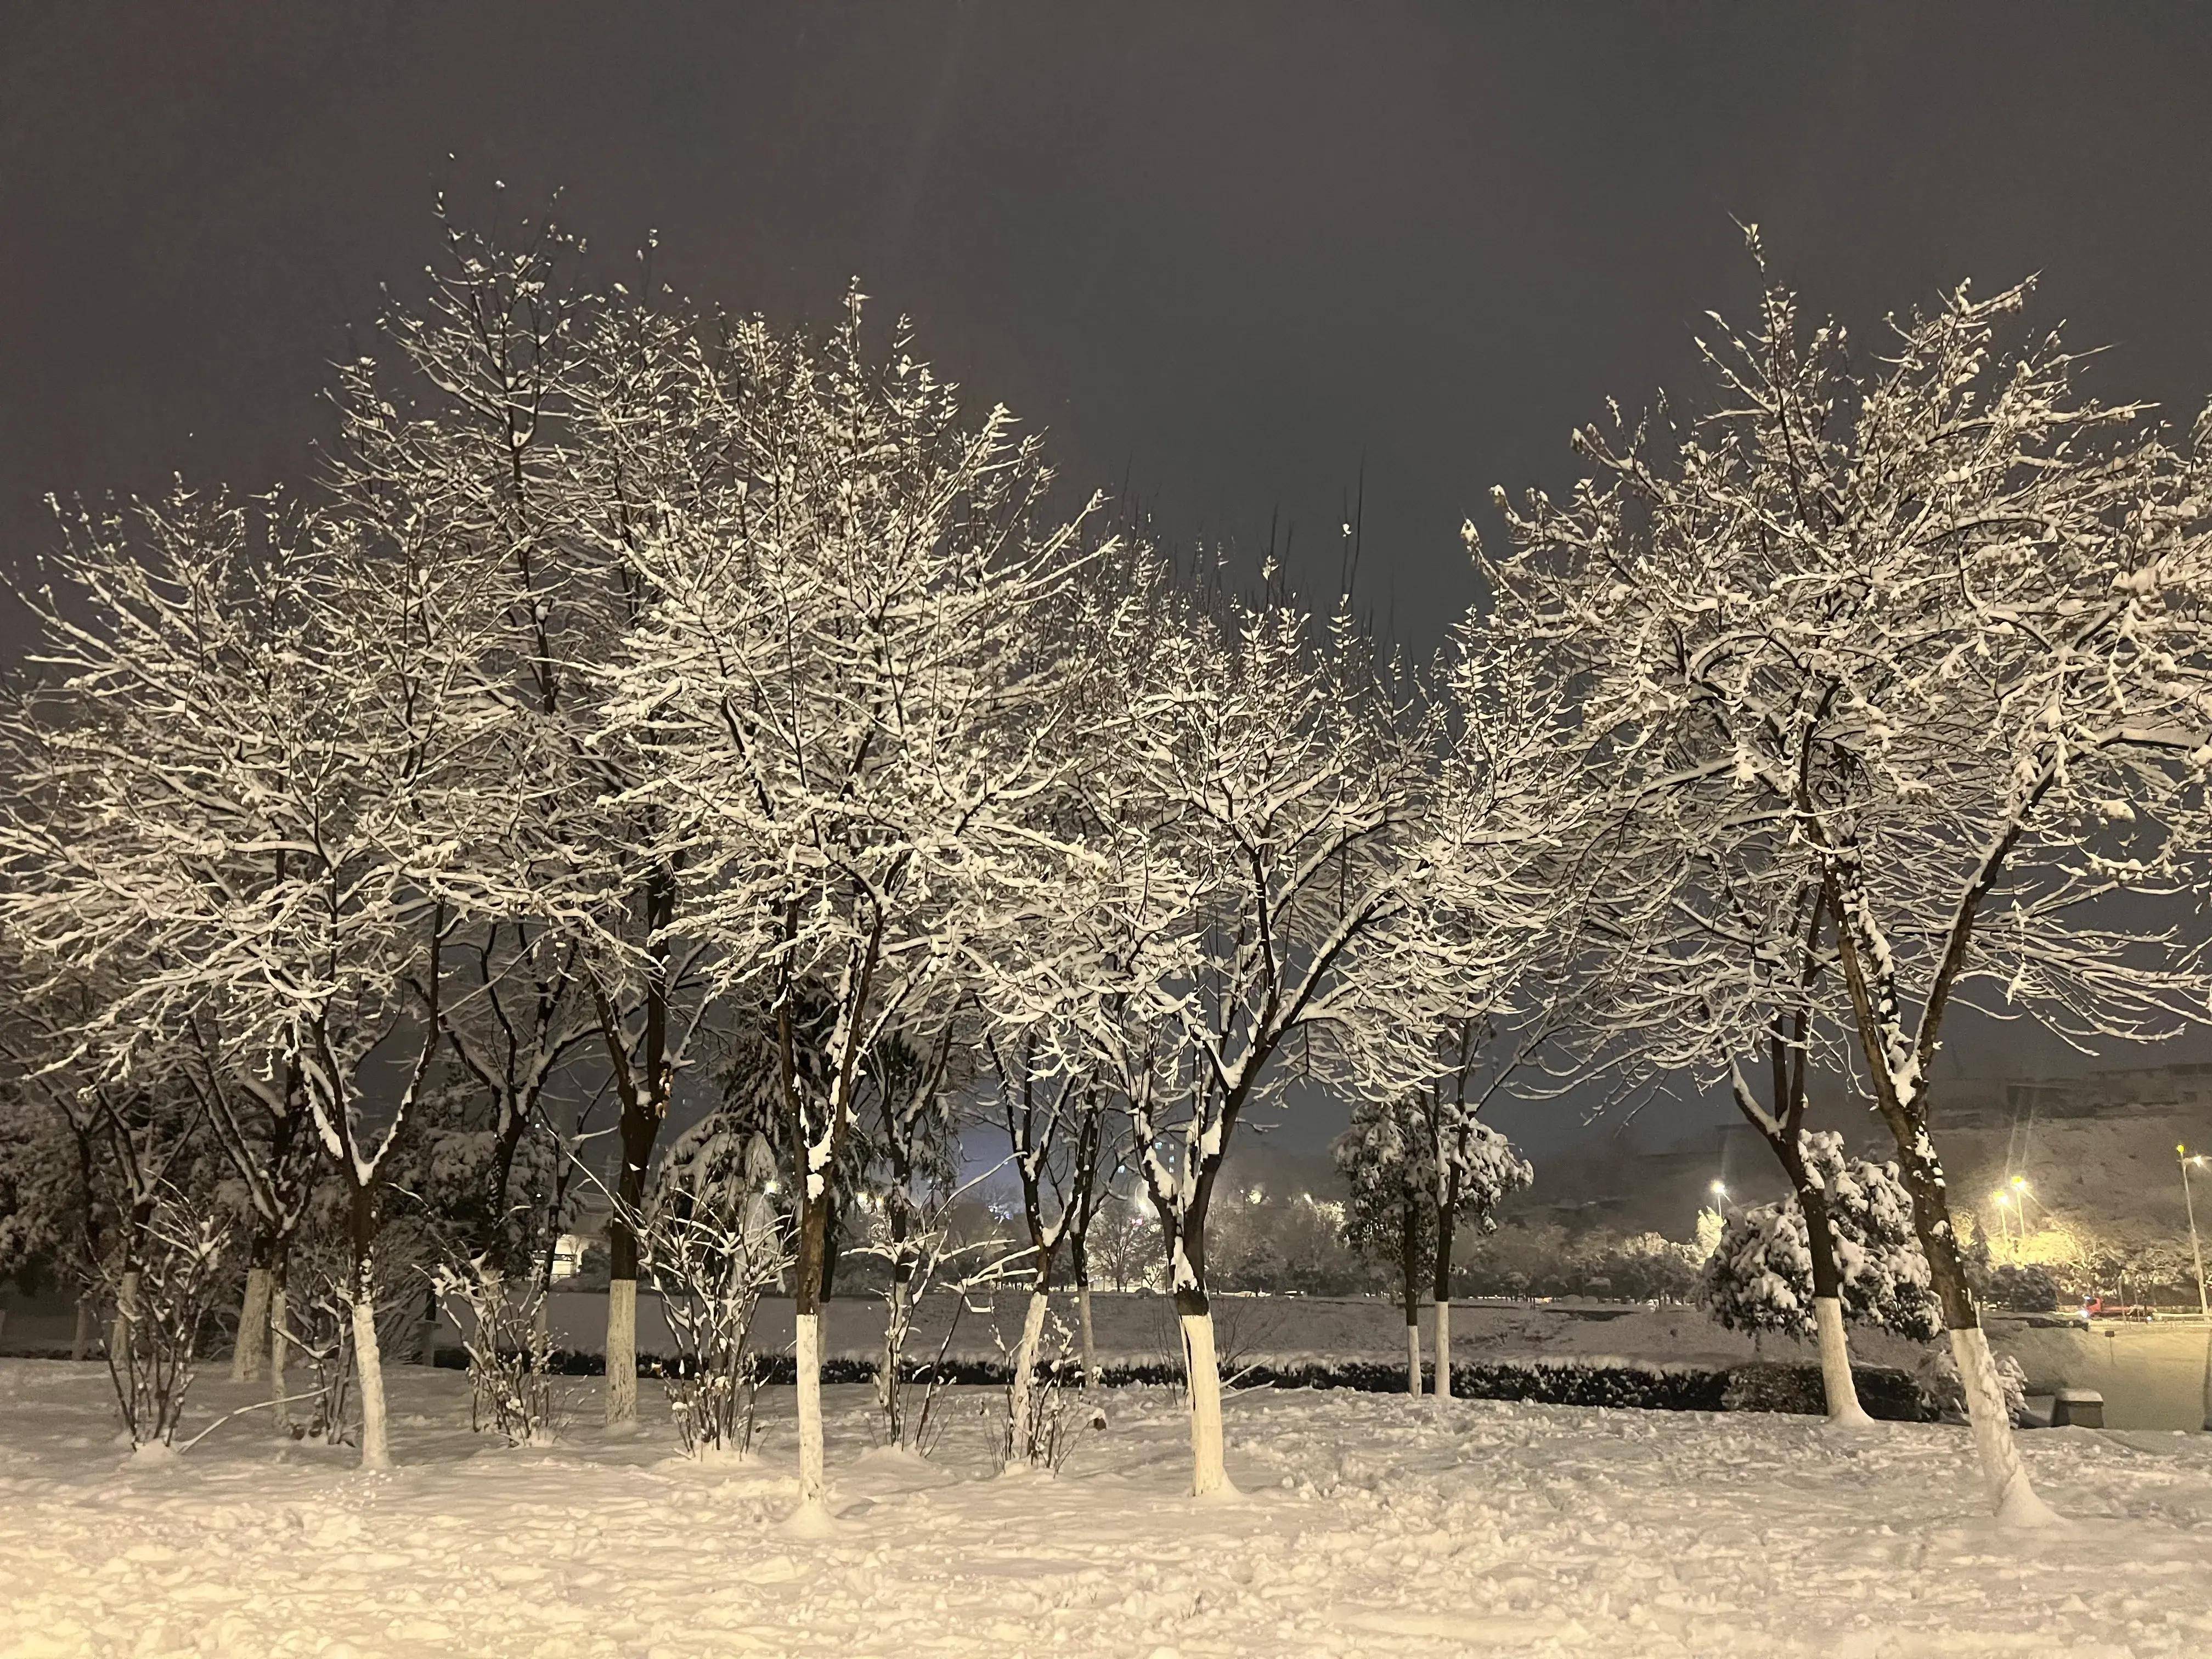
[{"xmin": 5, "ymin": 1359, "xmax": 2212, "ymax": 1657}]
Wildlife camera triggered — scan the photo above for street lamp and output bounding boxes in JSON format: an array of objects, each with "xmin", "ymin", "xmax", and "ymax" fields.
[
  {"xmin": 1990, "ymin": 1189, "xmax": 2015, "ymax": 1252},
  {"xmin": 2179, "ymin": 1146, "xmax": 2209, "ymax": 1321}
]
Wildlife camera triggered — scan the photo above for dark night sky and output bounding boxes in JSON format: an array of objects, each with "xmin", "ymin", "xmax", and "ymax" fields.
[{"xmin": 7, "ymin": 1, "xmax": 2211, "ymax": 1160}]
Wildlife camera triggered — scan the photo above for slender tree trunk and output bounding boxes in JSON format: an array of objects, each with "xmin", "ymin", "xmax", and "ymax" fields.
[
  {"xmin": 1883, "ymin": 1108, "xmax": 2051, "ymax": 1519},
  {"xmin": 1401, "ymin": 1203, "xmax": 1423, "ymax": 1396},
  {"xmin": 269, "ymin": 1270, "xmax": 291, "ymax": 1429},
  {"xmin": 878, "ymin": 1190, "xmax": 913, "ymax": 1432},
  {"xmin": 1072, "ymin": 1233, "xmax": 1097, "ymax": 1394},
  {"xmin": 1008, "ymin": 1274, "xmax": 1052, "ymax": 1463},
  {"xmin": 879, "ymin": 1269, "xmax": 907, "ymax": 1431},
  {"xmin": 349, "ymin": 1182, "xmax": 390, "ymax": 1470},
  {"xmin": 603, "ymin": 1074, "xmax": 659, "ymax": 1429},
  {"xmin": 791, "ymin": 1178, "xmax": 837, "ymax": 1515},
  {"xmin": 1431, "ymin": 1212, "xmax": 1455, "ymax": 1402},
  {"xmin": 1781, "ymin": 1152, "xmax": 1870, "ymax": 1426},
  {"xmin": 72, "ymin": 1296, "xmax": 96, "ymax": 1362},
  {"xmin": 111, "ymin": 1268, "xmax": 141, "ymax": 1378}
]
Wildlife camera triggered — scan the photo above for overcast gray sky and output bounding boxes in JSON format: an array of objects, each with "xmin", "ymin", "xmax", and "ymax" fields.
[{"xmin": 7, "ymin": 1, "xmax": 2210, "ymax": 1158}]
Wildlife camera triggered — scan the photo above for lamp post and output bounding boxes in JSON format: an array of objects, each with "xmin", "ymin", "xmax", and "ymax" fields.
[
  {"xmin": 2180, "ymin": 1146, "xmax": 2209, "ymax": 1321},
  {"xmin": 1990, "ymin": 1190, "xmax": 2014, "ymax": 1254}
]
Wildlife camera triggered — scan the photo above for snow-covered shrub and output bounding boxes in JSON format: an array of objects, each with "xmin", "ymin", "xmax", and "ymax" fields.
[
  {"xmin": 1699, "ymin": 1134, "xmax": 1940, "ymax": 1342},
  {"xmin": 430, "ymin": 1259, "xmax": 556, "ymax": 1446},
  {"xmin": 642, "ymin": 1128, "xmax": 787, "ymax": 1458},
  {"xmin": 100, "ymin": 1188, "xmax": 231, "ymax": 1449},
  {"xmin": 1982, "ymin": 1263, "xmax": 2061, "ymax": 1313}
]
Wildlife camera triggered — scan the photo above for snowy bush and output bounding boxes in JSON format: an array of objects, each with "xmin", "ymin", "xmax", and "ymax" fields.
[
  {"xmin": 641, "ymin": 1129, "xmax": 788, "ymax": 1459},
  {"xmin": 1699, "ymin": 1135, "xmax": 1940, "ymax": 1343},
  {"xmin": 100, "ymin": 1188, "xmax": 231, "ymax": 1449},
  {"xmin": 1981, "ymin": 1264, "xmax": 2061, "ymax": 1313},
  {"xmin": 429, "ymin": 1260, "xmax": 556, "ymax": 1446}
]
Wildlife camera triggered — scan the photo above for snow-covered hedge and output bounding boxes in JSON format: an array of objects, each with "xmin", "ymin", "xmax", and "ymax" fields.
[{"xmin": 433, "ymin": 1346, "xmax": 1941, "ymax": 1420}]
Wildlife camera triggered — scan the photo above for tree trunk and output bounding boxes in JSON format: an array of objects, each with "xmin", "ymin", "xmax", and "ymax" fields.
[
  {"xmin": 232, "ymin": 1263, "xmax": 274, "ymax": 1384},
  {"xmin": 269, "ymin": 1276, "xmax": 291, "ymax": 1429},
  {"xmin": 1826, "ymin": 860, "xmax": 2051, "ymax": 1520},
  {"xmin": 1948, "ymin": 1325, "xmax": 2050, "ymax": 1524},
  {"xmin": 349, "ymin": 1183, "xmax": 390, "ymax": 1470},
  {"xmin": 111, "ymin": 1268, "xmax": 141, "ymax": 1377},
  {"xmin": 879, "ymin": 1268, "xmax": 907, "ymax": 1431},
  {"xmin": 1812, "ymin": 1297, "xmax": 1870, "ymax": 1427},
  {"xmin": 1785, "ymin": 1155, "xmax": 1869, "ymax": 1426},
  {"xmin": 1175, "ymin": 1287, "xmax": 1228, "ymax": 1497},
  {"xmin": 1401, "ymin": 1201, "xmax": 1422, "ymax": 1396},
  {"xmin": 352, "ymin": 1295, "xmax": 390, "ymax": 1470},
  {"xmin": 1008, "ymin": 1281, "xmax": 1052, "ymax": 1463},
  {"xmin": 794, "ymin": 1310, "xmax": 827, "ymax": 1514},
  {"xmin": 1884, "ymin": 1112, "xmax": 2053, "ymax": 1521},
  {"xmin": 1078, "ymin": 1281, "xmax": 1097, "ymax": 1396},
  {"xmin": 1431, "ymin": 1211, "xmax": 1455, "ymax": 1402},
  {"xmin": 791, "ymin": 1179, "xmax": 837, "ymax": 1515},
  {"xmin": 604, "ymin": 1278, "xmax": 638, "ymax": 1429},
  {"xmin": 71, "ymin": 1295, "xmax": 96, "ymax": 1362}
]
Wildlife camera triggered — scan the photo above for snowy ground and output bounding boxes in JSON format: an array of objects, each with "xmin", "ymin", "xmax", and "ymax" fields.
[{"xmin": 5, "ymin": 1359, "xmax": 2212, "ymax": 1657}]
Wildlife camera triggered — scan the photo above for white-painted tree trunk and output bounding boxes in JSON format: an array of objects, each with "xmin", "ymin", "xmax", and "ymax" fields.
[
  {"xmin": 1432, "ymin": 1299, "xmax": 1453, "ymax": 1401},
  {"xmin": 604, "ymin": 1278, "xmax": 639, "ymax": 1427},
  {"xmin": 1181, "ymin": 1311, "xmax": 1228, "ymax": 1497},
  {"xmin": 269, "ymin": 1285, "xmax": 291, "ymax": 1428},
  {"xmin": 1813, "ymin": 1296, "xmax": 1872, "ymax": 1426},
  {"xmin": 71, "ymin": 1296, "xmax": 95, "ymax": 1362},
  {"xmin": 1078, "ymin": 1283, "xmax": 1097, "ymax": 1393},
  {"xmin": 352, "ymin": 1295, "xmax": 390, "ymax": 1470},
  {"xmin": 232, "ymin": 1266, "xmax": 273, "ymax": 1383},
  {"xmin": 794, "ymin": 1311, "xmax": 827, "ymax": 1511},
  {"xmin": 1404, "ymin": 1317, "xmax": 1422, "ymax": 1396},
  {"xmin": 1007, "ymin": 1289, "xmax": 1052, "ymax": 1461},
  {"xmin": 1947, "ymin": 1325, "xmax": 2056, "ymax": 1526}
]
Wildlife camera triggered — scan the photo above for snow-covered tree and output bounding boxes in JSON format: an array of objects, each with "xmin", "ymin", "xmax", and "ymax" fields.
[
  {"xmin": 1054, "ymin": 570, "xmax": 1439, "ymax": 1493},
  {"xmin": 1486, "ymin": 242, "xmax": 2212, "ymax": 1520},
  {"xmin": 0, "ymin": 484, "xmax": 501, "ymax": 1469},
  {"xmin": 1333, "ymin": 1097, "xmax": 1435, "ymax": 1393},
  {"xmin": 597, "ymin": 294, "xmax": 1101, "ymax": 1517},
  {"xmin": 1700, "ymin": 1131, "xmax": 1940, "ymax": 1348},
  {"xmin": 320, "ymin": 210, "xmax": 731, "ymax": 1430},
  {"xmin": 1412, "ymin": 1073, "xmax": 1532, "ymax": 1394},
  {"xmin": 983, "ymin": 1029, "xmax": 1109, "ymax": 1459}
]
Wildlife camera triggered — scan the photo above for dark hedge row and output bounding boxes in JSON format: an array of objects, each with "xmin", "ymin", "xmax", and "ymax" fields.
[{"xmin": 428, "ymin": 1346, "xmax": 1940, "ymax": 1420}]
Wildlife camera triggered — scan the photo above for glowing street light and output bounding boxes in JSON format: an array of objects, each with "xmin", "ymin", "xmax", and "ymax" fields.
[
  {"xmin": 2180, "ymin": 1146, "xmax": 2209, "ymax": 1320},
  {"xmin": 1990, "ymin": 1189, "xmax": 2015, "ymax": 1250}
]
